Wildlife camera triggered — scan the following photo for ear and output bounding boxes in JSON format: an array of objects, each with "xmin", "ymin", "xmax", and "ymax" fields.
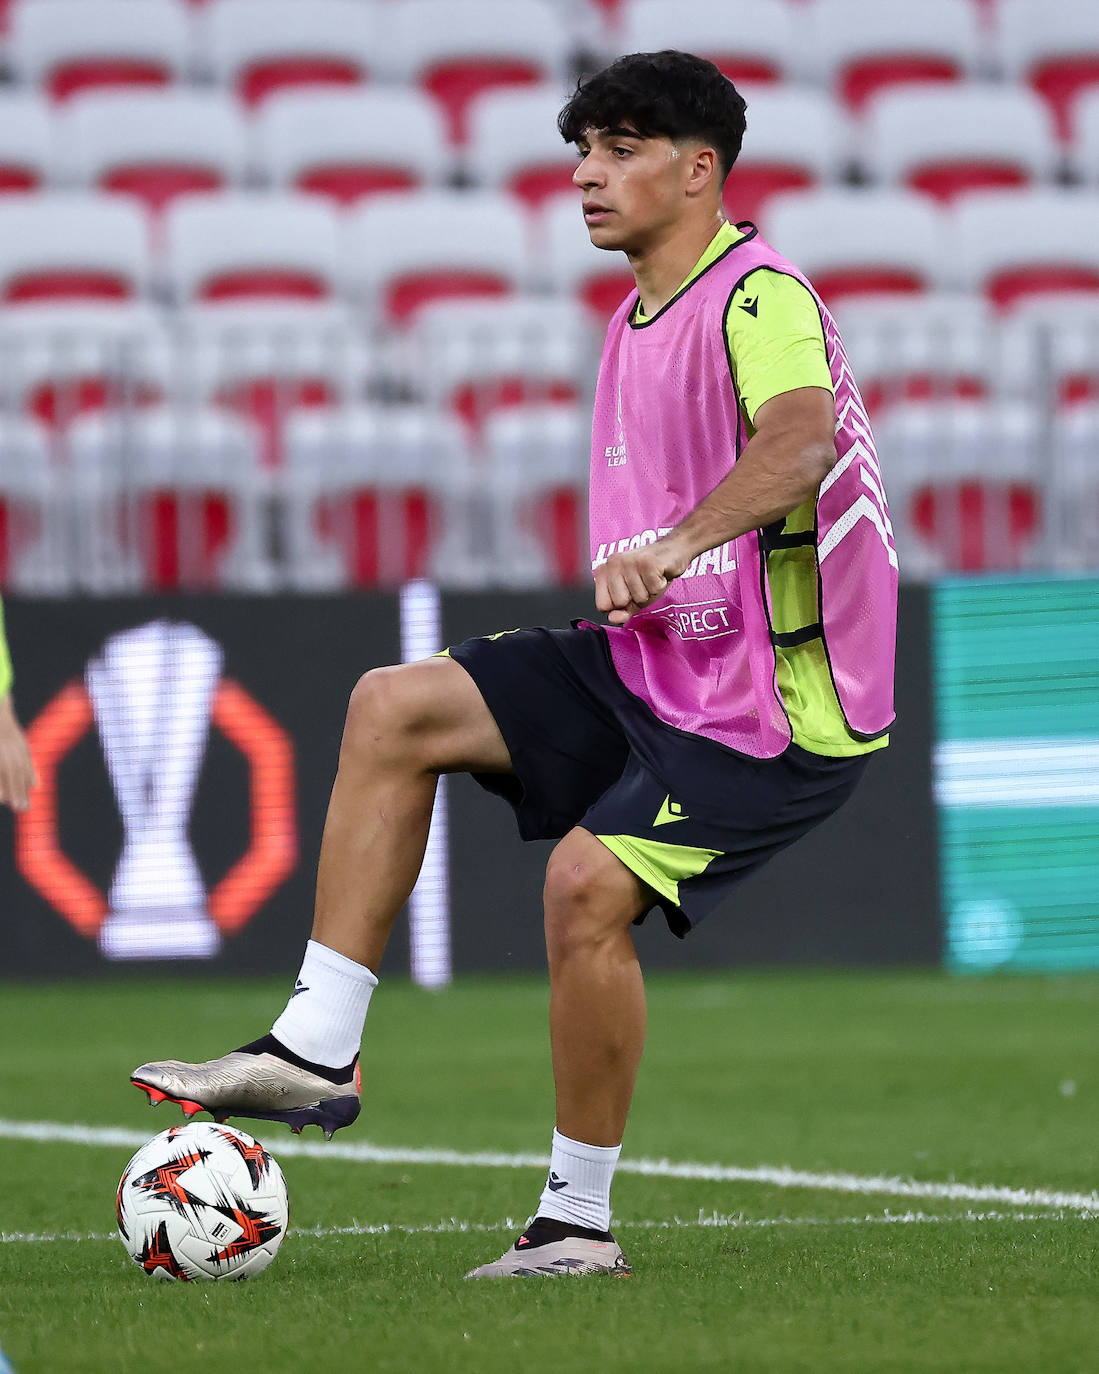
[{"xmin": 684, "ymin": 145, "xmax": 719, "ymax": 199}]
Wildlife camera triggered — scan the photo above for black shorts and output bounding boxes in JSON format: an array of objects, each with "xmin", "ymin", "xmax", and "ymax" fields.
[{"xmin": 448, "ymin": 625, "xmax": 870, "ymax": 938}]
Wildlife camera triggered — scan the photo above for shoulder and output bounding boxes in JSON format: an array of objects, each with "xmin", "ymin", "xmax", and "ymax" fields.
[{"xmin": 724, "ymin": 269, "xmax": 825, "ymax": 347}]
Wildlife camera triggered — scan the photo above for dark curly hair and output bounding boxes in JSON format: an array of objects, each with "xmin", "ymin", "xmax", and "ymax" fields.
[{"xmin": 558, "ymin": 50, "xmax": 748, "ymax": 183}]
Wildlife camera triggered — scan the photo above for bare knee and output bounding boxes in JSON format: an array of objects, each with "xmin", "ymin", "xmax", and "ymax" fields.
[
  {"xmin": 342, "ymin": 665, "xmax": 425, "ymax": 768},
  {"xmin": 543, "ymin": 835, "xmax": 644, "ymax": 964}
]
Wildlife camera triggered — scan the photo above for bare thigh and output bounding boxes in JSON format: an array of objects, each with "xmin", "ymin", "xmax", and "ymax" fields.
[{"xmin": 353, "ymin": 655, "xmax": 514, "ymax": 776}]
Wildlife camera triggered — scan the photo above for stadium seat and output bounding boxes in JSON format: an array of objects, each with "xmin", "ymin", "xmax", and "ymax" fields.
[
  {"xmin": 342, "ymin": 190, "xmax": 530, "ymax": 326},
  {"xmin": 1067, "ymin": 88, "xmax": 1099, "ymax": 184},
  {"xmin": 723, "ymin": 86, "xmax": 852, "ymax": 227},
  {"xmin": 1051, "ymin": 403, "xmax": 1099, "ymax": 570},
  {"xmin": 995, "ymin": 0, "xmax": 1099, "ymax": 141},
  {"xmin": 383, "ymin": 0, "xmax": 573, "ymax": 145},
  {"xmin": 876, "ymin": 399, "xmax": 1043, "ymax": 575},
  {"xmin": 615, "ymin": 0, "xmax": 797, "ymax": 85},
  {"xmin": 404, "ymin": 296, "xmax": 598, "ymax": 431},
  {"xmin": 255, "ymin": 88, "xmax": 452, "ymax": 207},
  {"xmin": 481, "ymin": 403, "xmax": 589, "ymax": 585},
  {"xmin": 0, "ymin": 92, "xmax": 55, "ymax": 193},
  {"xmin": 1000, "ymin": 295, "xmax": 1099, "ymax": 407},
  {"xmin": 539, "ymin": 191, "xmax": 636, "ymax": 320},
  {"xmin": 953, "ymin": 190, "xmax": 1099, "ymax": 310},
  {"xmin": 0, "ymin": 302, "xmax": 169, "ymax": 432},
  {"xmin": 860, "ymin": 84, "xmax": 1059, "ymax": 202},
  {"xmin": 9, "ymin": 0, "xmax": 190, "ymax": 102},
  {"xmin": 66, "ymin": 406, "xmax": 274, "ymax": 590},
  {"xmin": 200, "ymin": 0, "xmax": 376, "ymax": 107},
  {"xmin": 465, "ymin": 86, "xmax": 580, "ymax": 208},
  {"xmin": 806, "ymin": 0, "xmax": 983, "ymax": 111},
  {"xmin": 164, "ymin": 192, "xmax": 342, "ymax": 305},
  {"xmin": 175, "ymin": 300, "xmax": 374, "ymax": 465},
  {"xmin": 281, "ymin": 405, "xmax": 475, "ymax": 587},
  {"xmin": 0, "ymin": 193, "xmax": 151, "ymax": 305},
  {"xmin": 762, "ymin": 189, "xmax": 948, "ymax": 306},
  {"xmin": 60, "ymin": 90, "xmax": 248, "ymax": 216},
  {"xmin": 0, "ymin": 414, "xmax": 69, "ymax": 592},
  {"xmin": 833, "ymin": 293, "xmax": 999, "ymax": 418}
]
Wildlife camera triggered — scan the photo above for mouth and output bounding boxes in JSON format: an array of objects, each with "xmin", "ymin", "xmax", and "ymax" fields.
[{"xmin": 583, "ymin": 203, "xmax": 612, "ymax": 224}]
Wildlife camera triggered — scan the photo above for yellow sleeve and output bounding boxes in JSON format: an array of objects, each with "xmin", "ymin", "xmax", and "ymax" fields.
[
  {"xmin": 0, "ymin": 598, "xmax": 12, "ymax": 699},
  {"xmin": 725, "ymin": 269, "xmax": 833, "ymax": 425}
]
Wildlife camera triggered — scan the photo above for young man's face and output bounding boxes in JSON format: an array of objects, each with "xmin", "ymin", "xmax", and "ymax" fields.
[{"xmin": 572, "ymin": 125, "xmax": 707, "ymax": 256}]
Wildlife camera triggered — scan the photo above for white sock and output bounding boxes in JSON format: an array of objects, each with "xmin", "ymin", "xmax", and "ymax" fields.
[
  {"xmin": 536, "ymin": 1128, "xmax": 621, "ymax": 1232},
  {"xmin": 270, "ymin": 939, "xmax": 378, "ymax": 1069}
]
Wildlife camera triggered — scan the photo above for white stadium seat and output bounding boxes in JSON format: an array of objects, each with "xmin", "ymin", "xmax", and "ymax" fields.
[
  {"xmin": 481, "ymin": 402, "xmax": 589, "ymax": 585},
  {"xmin": 382, "ymin": 0, "xmax": 573, "ymax": 144},
  {"xmin": 1068, "ymin": 88, "xmax": 1099, "ymax": 184},
  {"xmin": 9, "ymin": 0, "xmax": 190, "ymax": 102},
  {"xmin": 860, "ymin": 84, "xmax": 1060, "ymax": 201},
  {"xmin": 163, "ymin": 191, "xmax": 342, "ymax": 305},
  {"xmin": 994, "ymin": 0, "xmax": 1099, "ymax": 140},
  {"xmin": 465, "ymin": 85, "xmax": 579, "ymax": 208},
  {"xmin": 342, "ymin": 189, "xmax": 530, "ymax": 325},
  {"xmin": 0, "ymin": 192, "xmax": 152, "ymax": 305},
  {"xmin": 724, "ymin": 85, "xmax": 853, "ymax": 226},
  {"xmin": 952, "ymin": 189, "xmax": 1099, "ymax": 310},
  {"xmin": 805, "ymin": 0, "xmax": 984, "ymax": 111},
  {"xmin": 198, "ymin": 0, "xmax": 377, "ymax": 107},
  {"xmin": 59, "ymin": 90, "xmax": 248, "ymax": 214},
  {"xmin": 875, "ymin": 399, "xmax": 1044, "ymax": 576},
  {"xmin": 281, "ymin": 405, "xmax": 475, "ymax": 588},
  {"xmin": 1051, "ymin": 403, "xmax": 1099, "ymax": 571},
  {"xmin": 762, "ymin": 188, "xmax": 948, "ymax": 306},
  {"xmin": 0, "ymin": 91, "xmax": 56, "ymax": 193},
  {"xmin": 539, "ymin": 191, "xmax": 636, "ymax": 321},
  {"xmin": 66, "ymin": 406, "xmax": 275, "ymax": 591},
  {"xmin": 254, "ymin": 88, "xmax": 452, "ymax": 206},
  {"xmin": 615, "ymin": 0, "xmax": 798, "ymax": 85},
  {"xmin": 0, "ymin": 414, "xmax": 69, "ymax": 592}
]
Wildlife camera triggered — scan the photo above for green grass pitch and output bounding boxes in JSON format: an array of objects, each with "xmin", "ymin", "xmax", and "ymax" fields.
[{"xmin": 2, "ymin": 971, "xmax": 1098, "ymax": 1373}]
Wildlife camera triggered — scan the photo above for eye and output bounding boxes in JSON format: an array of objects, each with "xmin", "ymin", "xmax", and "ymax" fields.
[{"xmin": 612, "ymin": 146, "xmax": 633, "ymax": 157}]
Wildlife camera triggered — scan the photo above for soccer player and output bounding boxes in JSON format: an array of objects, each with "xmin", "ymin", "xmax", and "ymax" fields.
[
  {"xmin": 0, "ymin": 597, "xmax": 35, "ymax": 813},
  {"xmin": 133, "ymin": 50, "xmax": 897, "ymax": 1278}
]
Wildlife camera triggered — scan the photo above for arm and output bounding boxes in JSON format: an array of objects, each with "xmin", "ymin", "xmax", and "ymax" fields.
[
  {"xmin": 594, "ymin": 385, "xmax": 836, "ymax": 625},
  {"xmin": 0, "ymin": 601, "xmax": 35, "ymax": 812}
]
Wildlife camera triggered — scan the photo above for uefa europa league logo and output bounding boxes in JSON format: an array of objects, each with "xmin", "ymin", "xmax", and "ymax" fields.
[{"xmin": 86, "ymin": 621, "xmax": 224, "ymax": 960}]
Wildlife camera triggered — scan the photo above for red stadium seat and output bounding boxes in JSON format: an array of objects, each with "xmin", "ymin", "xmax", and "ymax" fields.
[
  {"xmin": 807, "ymin": 0, "xmax": 981, "ymax": 112},
  {"xmin": 282, "ymin": 407, "xmax": 473, "ymax": 588},
  {"xmin": 762, "ymin": 189, "xmax": 948, "ymax": 307},
  {"xmin": 343, "ymin": 190, "xmax": 530, "ymax": 326},
  {"xmin": 996, "ymin": 0, "xmax": 1099, "ymax": 141},
  {"xmin": 617, "ymin": 0, "xmax": 797, "ymax": 86},
  {"xmin": 0, "ymin": 93, "xmax": 54, "ymax": 195},
  {"xmin": 0, "ymin": 194, "xmax": 151, "ymax": 306},
  {"xmin": 255, "ymin": 89, "xmax": 451, "ymax": 208},
  {"xmin": 861, "ymin": 85, "xmax": 1058, "ymax": 204},
  {"xmin": 721, "ymin": 86, "xmax": 851, "ymax": 226},
  {"xmin": 954, "ymin": 190, "xmax": 1099, "ymax": 311},
  {"xmin": 164, "ymin": 192, "xmax": 341, "ymax": 305},
  {"xmin": 200, "ymin": 0, "xmax": 377, "ymax": 108},
  {"xmin": 465, "ymin": 86, "xmax": 581, "ymax": 209},
  {"xmin": 384, "ymin": 0, "xmax": 572, "ymax": 145},
  {"xmin": 61, "ymin": 91, "xmax": 247, "ymax": 217},
  {"xmin": 10, "ymin": 0, "xmax": 189, "ymax": 103}
]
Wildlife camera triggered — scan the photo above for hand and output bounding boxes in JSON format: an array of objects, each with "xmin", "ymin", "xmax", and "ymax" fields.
[
  {"xmin": 0, "ymin": 693, "xmax": 36, "ymax": 812},
  {"xmin": 594, "ymin": 537, "xmax": 691, "ymax": 625}
]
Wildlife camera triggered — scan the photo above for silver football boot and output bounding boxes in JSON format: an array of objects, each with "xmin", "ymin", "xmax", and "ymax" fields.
[
  {"xmin": 131, "ymin": 1050, "xmax": 361, "ymax": 1139},
  {"xmin": 465, "ymin": 1226, "xmax": 631, "ymax": 1278}
]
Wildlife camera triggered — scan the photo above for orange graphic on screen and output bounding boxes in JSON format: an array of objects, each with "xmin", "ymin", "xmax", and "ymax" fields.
[{"xmin": 15, "ymin": 677, "xmax": 297, "ymax": 943}]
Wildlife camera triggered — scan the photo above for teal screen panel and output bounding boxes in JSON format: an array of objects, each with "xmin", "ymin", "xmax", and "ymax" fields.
[{"xmin": 934, "ymin": 578, "xmax": 1099, "ymax": 972}]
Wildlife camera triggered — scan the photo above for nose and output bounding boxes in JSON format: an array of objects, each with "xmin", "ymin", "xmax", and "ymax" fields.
[{"xmin": 573, "ymin": 151, "xmax": 603, "ymax": 190}]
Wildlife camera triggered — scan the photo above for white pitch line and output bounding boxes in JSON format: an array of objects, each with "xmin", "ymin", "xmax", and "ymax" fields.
[
  {"xmin": 0, "ymin": 1209, "xmax": 1083, "ymax": 1247},
  {"xmin": 3, "ymin": 1118, "xmax": 1098, "ymax": 1215}
]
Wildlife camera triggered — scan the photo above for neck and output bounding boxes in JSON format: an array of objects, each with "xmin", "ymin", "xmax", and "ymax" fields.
[{"xmin": 629, "ymin": 209, "xmax": 728, "ymax": 315}]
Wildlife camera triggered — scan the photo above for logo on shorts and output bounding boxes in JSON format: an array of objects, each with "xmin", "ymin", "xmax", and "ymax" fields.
[{"xmin": 654, "ymin": 796, "xmax": 689, "ymax": 827}]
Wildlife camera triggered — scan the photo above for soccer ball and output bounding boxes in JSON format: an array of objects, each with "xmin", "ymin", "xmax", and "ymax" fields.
[{"xmin": 116, "ymin": 1121, "xmax": 289, "ymax": 1281}]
